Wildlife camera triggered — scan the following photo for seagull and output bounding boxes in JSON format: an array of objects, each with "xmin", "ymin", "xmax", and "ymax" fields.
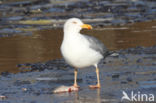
[{"xmin": 61, "ymin": 18, "xmax": 110, "ymax": 89}]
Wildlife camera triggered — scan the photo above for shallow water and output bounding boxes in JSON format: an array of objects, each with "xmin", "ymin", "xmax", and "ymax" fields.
[
  {"xmin": 0, "ymin": 46, "xmax": 156, "ymax": 103},
  {"xmin": 0, "ymin": 21, "xmax": 156, "ymax": 73}
]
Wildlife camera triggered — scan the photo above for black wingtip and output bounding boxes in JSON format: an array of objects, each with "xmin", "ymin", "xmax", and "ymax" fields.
[{"xmin": 104, "ymin": 50, "xmax": 118, "ymax": 58}]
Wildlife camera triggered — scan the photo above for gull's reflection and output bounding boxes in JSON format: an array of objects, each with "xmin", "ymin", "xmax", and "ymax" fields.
[
  {"xmin": 97, "ymin": 89, "xmax": 101, "ymax": 103},
  {"xmin": 73, "ymin": 88, "xmax": 101, "ymax": 103},
  {"xmin": 74, "ymin": 91, "xmax": 79, "ymax": 103}
]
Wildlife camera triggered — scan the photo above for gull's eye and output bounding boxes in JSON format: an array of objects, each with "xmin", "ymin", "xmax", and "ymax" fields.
[{"xmin": 72, "ymin": 21, "xmax": 77, "ymax": 24}]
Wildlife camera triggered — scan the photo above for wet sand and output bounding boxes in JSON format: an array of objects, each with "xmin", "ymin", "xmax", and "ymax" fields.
[{"xmin": 0, "ymin": 46, "xmax": 156, "ymax": 103}]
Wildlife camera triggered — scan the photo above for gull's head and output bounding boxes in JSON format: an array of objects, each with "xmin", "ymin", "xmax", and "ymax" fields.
[{"xmin": 64, "ymin": 18, "xmax": 92, "ymax": 33}]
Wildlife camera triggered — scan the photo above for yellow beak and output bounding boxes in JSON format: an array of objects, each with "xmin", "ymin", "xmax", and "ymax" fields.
[{"xmin": 81, "ymin": 24, "xmax": 92, "ymax": 30}]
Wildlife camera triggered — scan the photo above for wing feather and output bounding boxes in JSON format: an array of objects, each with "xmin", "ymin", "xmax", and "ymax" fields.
[{"xmin": 83, "ymin": 35, "xmax": 109, "ymax": 58}]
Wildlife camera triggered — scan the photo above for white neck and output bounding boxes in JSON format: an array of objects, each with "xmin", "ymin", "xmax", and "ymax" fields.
[{"xmin": 63, "ymin": 28, "xmax": 80, "ymax": 39}]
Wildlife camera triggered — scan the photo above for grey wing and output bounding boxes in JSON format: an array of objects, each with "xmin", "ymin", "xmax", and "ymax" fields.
[{"xmin": 84, "ymin": 35, "xmax": 109, "ymax": 58}]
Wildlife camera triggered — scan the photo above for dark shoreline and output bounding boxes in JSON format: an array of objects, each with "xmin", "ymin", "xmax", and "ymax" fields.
[{"xmin": 0, "ymin": 0, "xmax": 156, "ymax": 37}]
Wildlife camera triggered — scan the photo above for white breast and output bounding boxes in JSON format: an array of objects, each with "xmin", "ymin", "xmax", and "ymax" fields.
[{"xmin": 61, "ymin": 34, "xmax": 103, "ymax": 68}]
